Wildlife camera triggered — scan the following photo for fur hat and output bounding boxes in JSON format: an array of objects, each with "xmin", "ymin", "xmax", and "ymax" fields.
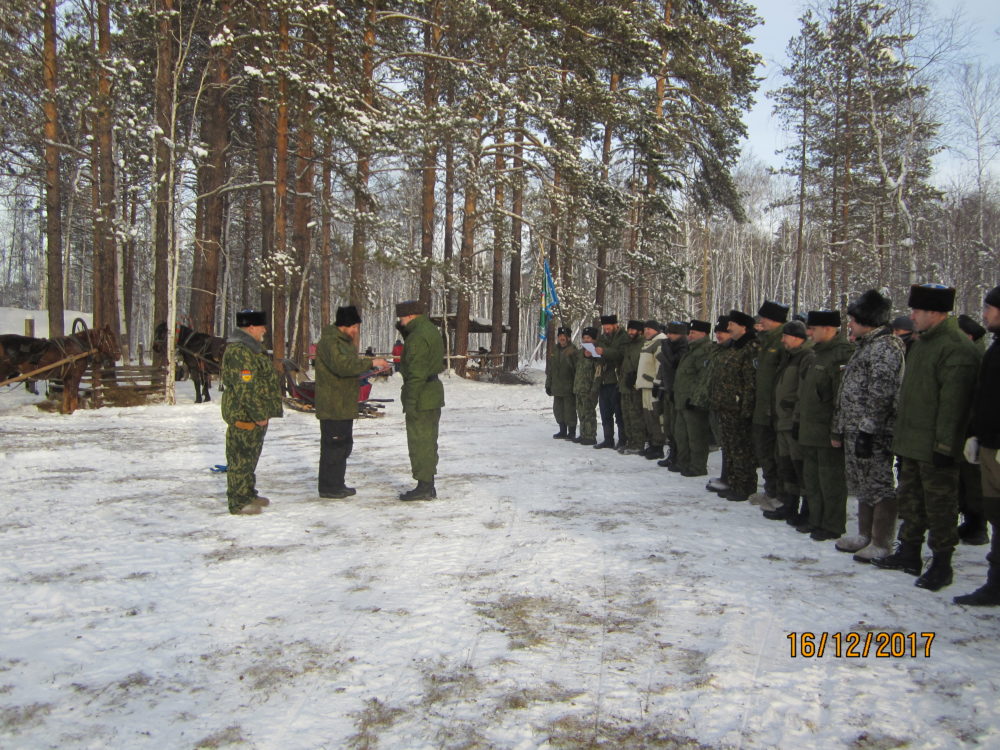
[
  {"xmin": 907, "ymin": 284, "xmax": 955, "ymax": 312},
  {"xmin": 556, "ymin": 326, "xmax": 572, "ymax": 337},
  {"xmin": 236, "ymin": 309, "xmax": 266, "ymax": 327},
  {"xmin": 666, "ymin": 321, "xmax": 690, "ymax": 335},
  {"xmin": 806, "ymin": 309, "xmax": 841, "ymax": 328},
  {"xmin": 335, "ymin": 305, "xmax": 362, "ymax": 327},
  {"xmin": 581, "ymin": 326, "xmax": 598, "ymax": 339},
  {"xmin": 714, "ymin": 315, "xmax": 729, "ymax": 333},
  {"xmin": 395, "ymin": 300, "xmax": 425, "ymax": 317},
  {"xmin": 782, "ymin": 320, "xmax": 808, "ymax": 339},
  {"xmin": 891, "ymin": 315, "xmax": 914, "ymax": 332},
  {"xmin": 846, "ymin": 289, "xmax": 892, "ymax": 327},
  {"xmin": 644, "ymin": 319, "xmax": 661, "ymax": 332},
  {"xmin": 758, "ymin": 300, "xmax": 789, "ymax": 324},
  {"xmin": 984, "ymin": 286, "xmax": 1000, "ymax": 309},
  {"xmin": 626, "ymin": 319, "xmax": 644, "ymax": 332},
  {"xmin": 728, "ymin": 309, "xmax": 755, "ymax": 330},
  {"xmin": 958, "ymin": 314, "xmax": 986, "ymax": 341},
  {"xmin": 689, "ymin": 319, "xmax": 711, "ymax": 334},
  {"xmin": 599, "ymin": 314, "xmax": 618, "ymax": 325}
]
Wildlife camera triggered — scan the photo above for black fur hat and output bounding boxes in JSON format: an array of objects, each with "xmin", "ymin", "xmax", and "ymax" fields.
[
  {"xmin": 556, "ymin": 326, "xmax": 572, "ymax": 337},
  {"xmin": 846, "ymin": 289, "xmax": 892, "ymax": 327},
  {"xmin": 714, "ymin": 315, "xmax": 729, "ymax": 333},
  {"xmin": 907, "ymin": 284, "xmax": 955, "ymax": 312},
  {"xmin": 758, "ymin": 300, "xmax": 789, "ymax": 324},
  {"xmin": 984, "ymin": 286, "xmax": 1000, "ymax": 309},
  {"xmin": 644, "ymin": 319, "xmax": 661, "ymax": 331},
  {"xmin": 957, "ymin": 314, "xmax": 986, "ymax": 341},
  {"xmin": 666, "ymin": 321, "xmax": 690, "ymax": 335},
  {"xmin": 782, "ymin": 320, "xmax": 808, "ymax": 339},
  {"xmin": 690, "ymin": 319, "xmax": 711, "ymax": 334},
  {"xmin": 626, "ymin": 319, "xmax": 644, "ymax": 331},
  {"xmin": 581, "ymin": 326, "xmax": 598, "ymax": 339},
  {"xmin": 236, "ymin": 309, "xmax": 267, "ymax": 327},
  {"xmin": 335, "ymin": 305, "xmax": 362, "ymax": 327},
  {"xmin": 807, "ymin": 309, "xmax": 841, "ymax": 327},
  {"xmin": 728, "ymin": 309, "xmax": 755, "ymax": 329},
  {"xmin": 599, "ymin": 314, "xmax": 618, "ymax": 325}
]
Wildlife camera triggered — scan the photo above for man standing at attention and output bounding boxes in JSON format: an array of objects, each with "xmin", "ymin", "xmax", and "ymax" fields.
[
  {"xmin": 221, "ymin": 309, "xmax": 283, "ymax": 515},
  {"xmin": 315, "ymin": 305, "xmax": 390, "ymax": 499},
  {"xmin": 396, "ymin": 300, "xmax": 445, "ymax": 500},
  {"xmin": 545, "ymin": 325, "xmax": 577, "ymax": 440}
]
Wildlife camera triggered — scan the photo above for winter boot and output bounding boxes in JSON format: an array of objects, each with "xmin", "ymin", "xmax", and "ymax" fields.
[
  {"xmin": 399, "ymin": 480, "xmax": 437, "ymax": 501},
  {"xmin": 915, "ymin": 549, "xmax": 954, "ymax": 591},
  {"xmin": 595, "ymin": 424, "xmax": 615, "ymax": 449},
  {"xmin": 871, "ymin": 540, "xmax": 923, "ymax": 576},
  {"xmin": 958, "ymin": 513, "xmax": 989, "ymax": 545},
  {"xmin": 578, "ymin": 437, "xmax": 597, "ymax": 446},
  {"xmin": 553, "ymin": 423, "xmax": 567, "ymax": 439},
  {"xmin": 320, "ymin": 486, "xmax": 357, "ymax": 499},
  {"xmin": 565, "ymin": 426, "xmax": 576, "ymax": 440},
  {"xmin": 706, "ymin": 477, "xmax": 729, "ymax": 493},
  {"xmin": 853, "ymin": 498, "xmax": 897, "ymax": 562},
  {"xmin": 644, "ymin": 445, "xmax": 665, "ymax": 460},
  {"xmin": 836, "ymin": 501, "xmax": 873, "ymax": 553},
  {"xmin": 954, "ymin": 536, "xmax": 1000, "ymax": 605},
  {"xmin": 764, "ymin": 496, "xmax": 796, "ymax": 521}
]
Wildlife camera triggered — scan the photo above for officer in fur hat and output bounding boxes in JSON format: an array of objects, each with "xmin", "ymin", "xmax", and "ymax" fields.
[
  {"xmin": 750, "ymin": 301, "xmax": 790, "ymax": 509},
  {"xmin": 220, "ymin": 309, "xmax": 283, "ymax": 515},
  {"xmin": 872, "ymin": 284, "xmax": 980, "ymax": 591},
  {"xmin": 593, "ymin": 314, "xmax": 628, "ymax": 449},
  {"xmin": 315, "ymin": 306, "xmax": 391, "ymax": 499},
  {"xmin": 546, "ymin": 325, "xmax": 578, "ymax": 439},
  {"xmin": 572, "ymin": 326, "xmax": 601, "ymax": 445}
]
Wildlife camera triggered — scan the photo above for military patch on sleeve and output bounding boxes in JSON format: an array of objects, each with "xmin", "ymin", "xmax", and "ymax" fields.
[{"xmin": 241, "ymin": 369, "xmax": 253, "ymax": 382}]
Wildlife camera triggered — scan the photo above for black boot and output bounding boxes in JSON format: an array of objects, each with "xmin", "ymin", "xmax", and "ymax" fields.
[
  {"xmin": 595, "ymin": 425, "xmax": 615, "ymax": 448},
  {"xmin": 871, "ymin": 540, "xmax": 923, "ymax": 576},
  {"xmin": 915, "ymin": 549, "xmax": 953, "ymax": 591},
  {"xmin": 400, "ymin": 480, "xmax": 437, "ymax": 501},
  {"xmin": 553, "ymin": 423, "xmax": 567, "ymax": 439},
  {"xmin": 565, "ymin": 426, "xmax": 576, "ymax": 440},
  {"xmin": 644, "ymin": 445, "xmax": 665, "ymax": 460},
  {"xmin": 958, "ymin": 514, "xmax": 989, "ymax": 545},
  {"xmin": 955, "ymin": 534, "xmax": 1000, "ymax": 605},
  {"xmin": 578, "ymin": 437, "xmax": 597, "ymax": 446}
]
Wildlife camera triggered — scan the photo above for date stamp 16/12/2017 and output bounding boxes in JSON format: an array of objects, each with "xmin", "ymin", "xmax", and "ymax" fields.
[{"xmin": 787, "ymin": 631, "xmax": 935, "ymax": 658}]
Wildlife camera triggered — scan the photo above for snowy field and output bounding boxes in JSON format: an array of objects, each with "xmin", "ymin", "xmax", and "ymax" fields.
[{"xmin": 1, "ymin": 370, "xmax": 999, "ymax": 749}]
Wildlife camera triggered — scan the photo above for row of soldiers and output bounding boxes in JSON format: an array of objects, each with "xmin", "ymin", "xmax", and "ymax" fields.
[{"xmin": 545, "ymin": 283, "xmax": 1000, "ymax": 606}]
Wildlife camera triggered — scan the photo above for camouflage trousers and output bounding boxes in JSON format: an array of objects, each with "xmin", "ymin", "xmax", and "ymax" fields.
[
  {"xmin": 621, "ymin": 389, "xmax": 647, "ymax": 450},
  {"xmin": 640, "ymin": 389, "xmax": 664, "ymax": 447},
  {"xmin": 751, "ymin": 423, "xmax": 778, "ymax": 497},
  {"xmin": 406, "ymin": 408, "xmax": 440, "ymax": 482},
  {"xmin": 575, "ymin": 392, "xmax": 598, "ymax": 441},
  {"xmin": 896, "ymin": 457, "xmax": 959, "ymax": 553},
  {"xmin": 552, "ymin": 395, "xmax": 577, "ymax": 430},
  {"xmin": 674, "ymin": 405, "xmax": 711, "ymax": 474},
  {"xmin": 843, "ymin": 431, "xmax": 896, "ymax": 506},
  {"xmin": 226, "ymin": 422, "xmax": 267, "ymax": 514},
  {"xmin": 717, "ymin": 410, "xmax": 756, "ymax": 496},
  {"xmin": 801, "ymin": 444, "xmax": 848, "ymax": 536}
]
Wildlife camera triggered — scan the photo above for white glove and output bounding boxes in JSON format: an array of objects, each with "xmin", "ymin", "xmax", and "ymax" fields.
[{"xmin": 963, "ymin": 437, "xmax": 980, "ymax": 465}]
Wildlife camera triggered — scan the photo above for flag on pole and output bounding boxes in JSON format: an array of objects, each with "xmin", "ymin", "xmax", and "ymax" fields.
[{"xmin": 538, "ymin": 259, "xmax": 560, "ymax": 340}]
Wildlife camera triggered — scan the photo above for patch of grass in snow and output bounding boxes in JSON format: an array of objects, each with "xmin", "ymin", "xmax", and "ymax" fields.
[
  {"xmin": 347, "ymin": 698, "xmax": 405, "ymax": 749},
  {"xmin": 420, "ymin": 663, "xmax": 480, "ymax": 707},
  {"xmin": 194, "ymin": 724, "xmax": 247, "ymax": 748},
  {"xmin": 497, "ymin": 684, "xmax": 585, "ymax": 711},
  {"xmin": 541, "ymin": 714, "xmax": 711, "ymax": 749},
  {"xmin": 848, "ymin": 731, "xmax": 910, "ymax": 749},
  {"xmin": 238, "ymin": 640, "xmax": 341, "ymax": 692},
  {"xmin": 19, "ymin": 564, "xmax": 105, "ymax": 585},
  {"xmin": 203, "ymin": 543, "xmax": 304, "ymax": 563},
  {"xmin": 0, "ymin": 702, "xmax": 52, "ymax": 733}
]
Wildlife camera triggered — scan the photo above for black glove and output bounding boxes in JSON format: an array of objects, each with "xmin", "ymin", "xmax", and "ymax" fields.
[
  {"xmin": 545, "ymin": 386, "xmax": 552, "ymax": 397},
  {"xmin": 931, "ymin": 451, "xmax": 955, "ymax": 468},
  {"xmin": 791, "ymin": 423, "xmax": 800, "ymax": 441},
  {"xmin": 855, "ymin": 431, "xmax": 874, "ymax": 459},
  {"xmin": 625, "ymin": 372, "xmax": 637, "ymax": 389},
  {"xmin": 652, "ymin": 385, "xmax": 662, "ymax": 399}
]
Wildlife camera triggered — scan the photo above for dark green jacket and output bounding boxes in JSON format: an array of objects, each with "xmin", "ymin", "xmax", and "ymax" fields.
[
  {"xmin": 692, "ymin": 340, "xmax": 724, "ymax": 409},
  {"xmin": 892, "ymin": 316, "xmax": 980, "ymax": 461},
  {"xmin": 773, "ymin": 342, "xmax": 814, "ymax": 432},
  {"xmin": 314, "ymin": 325, "xmax": 374, "ymax": 420},
  {"xmin": 596, "ymin": 326, "xmax": 629, "ymax": 385},
  {"xmin": 573, "ymin": 347, "xmax": 600, "ymax": 398},
  {"xmin": 399, "ymin": 314, "xmax": 445, "ymax": 413},
  {"xmin": 753, "ymin": 325, "xmax": 785, "ymax": 426},
  {"xmin": 545, "ymin": 342, "xmax": 577, "ymax": 397},
  {"xmin": 797, "ymin": 334, "xmax": 854, "ymax": 448},
  {"xmin": 619, "ymin": 334, "xmax": 643, "ymax": 390},
  {"xmin": 220, "ymin": 329, "xmax": 283, "ymax": 424},
  {"xmin": 674, "ymin": 336, "xmax": 713, "ymax": 409}
]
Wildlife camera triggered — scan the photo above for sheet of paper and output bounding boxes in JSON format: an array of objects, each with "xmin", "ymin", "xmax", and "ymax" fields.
[{"xmin": 582, "ymin": 342, "xmax": 601, "ymax": 357}]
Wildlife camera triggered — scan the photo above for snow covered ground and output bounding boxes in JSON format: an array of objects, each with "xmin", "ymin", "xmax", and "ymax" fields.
[{"xmin": 1, "ymin": 371, "xmax": 998, "ymax": 749}]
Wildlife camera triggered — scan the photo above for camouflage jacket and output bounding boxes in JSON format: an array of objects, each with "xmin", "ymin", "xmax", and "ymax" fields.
[
  {"xmin": 573, "ymin": 348, "xmax": 600, "ymax": 398},
  {"xmin": 220, "ymin": 329, "xmax": 283, "ymax": 425},
  {"xmin": 752, "ymin": 325, "xmax": 785, "ymax": 426},
  {"xmin": 710, "ymin": 332, "xmax": 758, "ymax": 418},
  {"xmin": 674, "ymin": 336, "xmax": 713, "ymax": 409},
  {"xmin": 596, "ymin": 326, "xmax": 629, "ymax": 385},
  {"xmin": 772, "ymin": 342, "xmax": 814, "ymax": 432},
  {"xmin": 545, "ymin": 342, "xmax": 577, "ymax": 397},
  {"xmin": 892, "ymin": 316, "xmax": 980, "ymax": 461},
  {"xmin": 797, "ymin": 334, "xmax": 855, "ymax": 448},
  {"xmin": 832, "ymin": 326, "xmax": 904, "ymax": 437},
  {"xmin": 314, "ymin": 325, "xmax": 374, "ymax": 421},
  {"xmin": 691, "ymin": 340, "xmax": 724, "ymax": 410}
]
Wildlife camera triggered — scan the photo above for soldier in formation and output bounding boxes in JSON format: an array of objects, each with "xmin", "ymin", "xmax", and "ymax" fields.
[
  {"xmin": 545, "ymin": 326, "xmax": 577, "ymax": 440},
  {"xmin": 637, "ymin": 320, "xmax": 667, "ymax": 459},
  {"xmin": 573, "ymin": 326, "xmax": 601, "ymax": 446}
]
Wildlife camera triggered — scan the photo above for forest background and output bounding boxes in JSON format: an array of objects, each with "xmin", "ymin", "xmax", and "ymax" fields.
[{"xmin": 0, "ymin": 0, "xmax": 997, "ymax": 376}]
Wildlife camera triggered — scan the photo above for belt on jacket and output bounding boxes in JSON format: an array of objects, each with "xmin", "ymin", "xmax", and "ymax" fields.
[{"xmin": 234, "ymin": 420, "xmax": 258, "ymax": 430}]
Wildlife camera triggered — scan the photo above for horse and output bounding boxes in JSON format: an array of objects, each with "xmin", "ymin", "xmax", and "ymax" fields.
[
  {"xmin": 153, "ymin": 322, "xmax": 227, "ymax": 403},
  {"xmin": 17, "ymin": 324, "xmax": 121, "ymax": 414},
  {"xmin": 0, "ymin": 334, "xmax": 50, "ymax": 394}
]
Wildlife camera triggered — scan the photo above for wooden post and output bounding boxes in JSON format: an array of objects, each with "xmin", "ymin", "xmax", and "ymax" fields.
[{"xmin": 25, "ymin": 318, "xmax": 35, "ymax": 337}]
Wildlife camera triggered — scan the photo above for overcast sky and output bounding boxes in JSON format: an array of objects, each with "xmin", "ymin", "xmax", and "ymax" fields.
[{"xmin": 739, "ymin": 0, "xmax": 1000, "ymax": 181}]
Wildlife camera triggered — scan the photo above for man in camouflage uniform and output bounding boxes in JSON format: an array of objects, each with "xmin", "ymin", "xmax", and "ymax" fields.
[
  {"xmin": 672, "ymin": 320, "xmax": 713, "ymax": 476},
  {"xmin": 314, "ymin": 305, "xmax": 391, "ymax": 499},
  {"xmin": 221, "ymin": 309, "xmax": 283, "ymax": 515},
  {"xmin": 710, "ymin": 310, "xmax": 758, "ymax": 501},
  {"xmin": 594, "ymin": 314, "xmax": 628, "ymax": 449},
  {"xmin": 955, "ymin": 285, "xmax": 1000, "ymax": 606},
  {"xmin": 873, "ymin": 284, "xmax": 980, "ymax": 590},
  {"xmin": 656, "ymin": 321, "xmax": 689, "ymax": 468},
  {"xmin": 573, "ymin": 326, "xmax": 601, "ymax": 446},
  {"xmin": 750, "ymin": 301, "xmax": 789, "ymax": 509},
  {"xmin": 636, "ymin": 320, "xmax": 667, "ymax": 459},
  {"xmin": 797, "ymin": 310, "xmax": 854, "ymax": 541},
  {"xmin": 832, "ymin": 291, "xmax": 904, "ymax": 560},
  {"xmin": 618, "ymin": 320, "xmax": 647, "ymax": 454},
  {"xmin": 705, "ymin": 316, "xmax": 732, "ymax": 492},
  {"xmin": 545, "ymin": 326, "xmax": 577, "ymax": 440},
  {"xmin": 396, "ymin": 299, "xmax": 446, "ymax": 501}
]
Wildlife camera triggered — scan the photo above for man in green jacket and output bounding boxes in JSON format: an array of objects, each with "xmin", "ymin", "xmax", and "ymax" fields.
[
  {"xmin": 594, "ymin": 314, "xmax": 628, "ymax": 449},
  {"xmin": 545, "ymin": 326, "xmax": 577, "ymax": 439},
  {"xmin": 573, "ymin": 326, "xmax": 601, "ymax": 445},
  {"xmin": 872, "ymin": 284, "xmax": 980, "ymax": 591},
  {"xmin": 797, "ymin": 310, "xmax": 855, "ymax": 541},
  {"xmin": 751, "ymin": 301, "xmax": 789, "ymax": 509},
  {"xmin": 220, "ymin": 309, "xmax": 284, "ymax": 515},
  {"xmin": 396, "ymin": 300, "xmax": 446, "ymax": 500},
  {"xmin": 619, "ymin": 320, "xmax": 647, "ymax": 453},
  {"xmin": 315, "ymin": 306, "xmax": 390, "ymax": 499},
  {"xmin": 672, "ymin": 319, "xmax": 714, "ymax": 476}
]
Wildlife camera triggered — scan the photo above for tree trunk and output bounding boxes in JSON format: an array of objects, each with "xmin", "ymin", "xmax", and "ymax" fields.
[
  {"xmin": 490, "ymin": 119, "xmax": 505, "ymax": 357},
  {"xmin": 43, "ymin": 0, "xmax": 63, "ymax": 338},
  {"xmin": 349, "ymin": 1, "xmax": 377, "ymax": 310},
  {"xmin": 152, "ymin": 0, "xmax": 175, "ymax": 344},
  {"xmin": 271, "ymin": 7, "xmax": 290, "ymax": 362},
  {"xmin": 505, "ymin": 124, "xmax": 523, "ymax": 371},
  {"xmin": 455, "ymin": 133, "xmax": 482, "ymax": 375},
  {"xmin": 290, "ymin": 77, "xmax": 314, "ymax": 365},
  {"xmin": 418, "ymin": 4, "xmax": 441, "ymax": 308},
  {"xmin": 93, "ymin": 0, "xmax": 119, "ymax": 336}
]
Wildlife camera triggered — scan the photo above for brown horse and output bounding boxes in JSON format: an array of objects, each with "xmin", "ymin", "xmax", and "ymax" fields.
[
  {"xmin": 18, "ymin": 325, "xmax": 121, "ymax": 414},
  {"xmin": 153, "ymin": 322, "xmax": 226, "ymax": 403},
  {"xmin": 0, "ymin": 334, "xmax": 49, "ymax": 393}
]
